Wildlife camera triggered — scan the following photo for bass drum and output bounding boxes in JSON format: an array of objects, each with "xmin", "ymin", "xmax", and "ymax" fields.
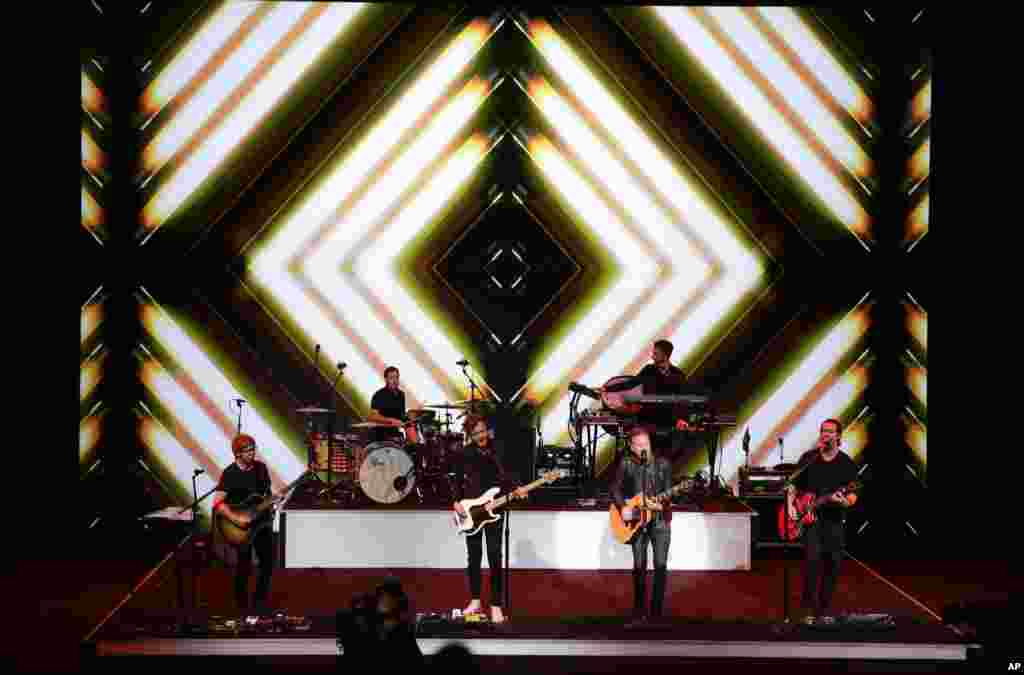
[{"xmin": 358, "ymin": 440, "xmax": 416, "ymax": 504}]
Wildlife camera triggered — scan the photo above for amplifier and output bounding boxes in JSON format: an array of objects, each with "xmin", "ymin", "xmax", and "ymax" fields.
[
  {"xmin": 536, "ymin": 445, "xmax": 577, "ymax": 468},
  {"xmin": 738, "ymin": 466, "xmax": 787, "ymax": 497}
]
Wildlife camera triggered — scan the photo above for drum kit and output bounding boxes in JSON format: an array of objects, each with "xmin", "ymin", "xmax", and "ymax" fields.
[{"xmin": 300, "ymin": 400, "xmax": 478, "ymax": 505}]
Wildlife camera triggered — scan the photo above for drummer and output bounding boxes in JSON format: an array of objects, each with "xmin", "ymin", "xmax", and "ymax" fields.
[{"xmin": 367, "ymin": 366, "xmax": 409, "ymax": 444}]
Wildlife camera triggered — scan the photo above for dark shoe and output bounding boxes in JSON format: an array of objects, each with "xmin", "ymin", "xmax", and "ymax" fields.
[{"xmin": 800, "ymin": 614, "xmax": 817, "ymax": 626}]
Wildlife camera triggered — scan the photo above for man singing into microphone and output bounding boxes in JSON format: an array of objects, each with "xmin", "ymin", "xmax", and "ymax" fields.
[
  {"xmin": 785, "ymin": 418, "xmax": 859, "ymax": 625},
  {"xmin": 611, "ymin": 426, "xmax": 674, "ymax": 624},
  {"xmin": 367, "ymin": 366, "xmax": 406, "ymax": 444}
]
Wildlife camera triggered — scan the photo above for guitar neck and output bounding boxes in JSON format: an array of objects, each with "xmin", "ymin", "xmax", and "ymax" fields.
[
  {"xmin": 490, "ymin": 473, "xmax": 558, "ymax": 508},
  {"xmin": 250, "ymin": 472, "xmax": 309, "ymax": 513}
]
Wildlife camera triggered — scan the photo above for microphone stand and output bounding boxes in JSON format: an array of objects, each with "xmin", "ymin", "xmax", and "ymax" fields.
[{"xmin": 459, "ymin": 362, "xmax": 482, "ymax": 414}]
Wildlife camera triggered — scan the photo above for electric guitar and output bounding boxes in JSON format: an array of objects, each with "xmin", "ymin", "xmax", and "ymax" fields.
[
  {"xmin": 453, "ymin": 470, "xmax": 567, "ymax": 536},
  {"xmin": 777, "ymin": 480, "xmax": 861, "ymax": 541},
  {"xmin": 215, "ymin": 471, "xmax": 312, "ymax": 547},
  {"xmin": 609, "ymin": 478, "xmax": 695, "ymax": 544}
]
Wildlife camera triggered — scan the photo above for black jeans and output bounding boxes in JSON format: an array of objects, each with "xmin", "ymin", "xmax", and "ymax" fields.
[
  {"xmin": 236, "ymin": 526, "xmax": 275, "ymax": 612},
  {"xmin": 631, "ymin": 518, "xmax": 671, "ymax": 616},
  {"xmin": 801, "ymin": 518, "xmax": 844, "ymax": 615},
  {"xmin": 465, "ymin": 515, "xmax": 504, "ymax": 606}
]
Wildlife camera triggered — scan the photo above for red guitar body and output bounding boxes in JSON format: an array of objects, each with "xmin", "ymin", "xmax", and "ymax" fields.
[{"xmin": 777, "ymin": 492, "xmax": 817, "ymax": 541}]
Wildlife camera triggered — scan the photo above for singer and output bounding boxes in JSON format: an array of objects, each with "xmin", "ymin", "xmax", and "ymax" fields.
[
  {"xmin": 449, "ymin": 413, "xmax": 527, "ymax": 624},
  {"xmin": 785, "ymin": 418, "xmax": 859, "ymax": 625},
  {"xmin": 611, "ymin": 426, "xmax": 673, "ymax": 623}
]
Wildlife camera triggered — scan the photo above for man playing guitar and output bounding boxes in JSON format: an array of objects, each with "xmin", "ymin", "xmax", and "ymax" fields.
[{"xmin": 785, "ymin": 419, "xmax": 859, "ymax": 625}]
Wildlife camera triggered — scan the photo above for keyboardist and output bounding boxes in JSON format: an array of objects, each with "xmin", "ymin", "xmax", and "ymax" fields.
[{"xmin": 635, "ymin": 340, "xmax": 696, "ymax": 456}]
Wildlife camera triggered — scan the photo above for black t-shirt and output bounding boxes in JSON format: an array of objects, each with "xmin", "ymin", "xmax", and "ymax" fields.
[
  {"xmin": 370, "ymin": 387, "xmax": 406, "ymax": 442},
  {"xmin": 217, "ymin": 461, "xmax": 272, "ymax": 506},
  {"xmin": 449, "ymin": 442, "xmax": 515, "ymax": 502},
  {"xmin": 636, "ymin": 363, "xmax": 687, "ymax": 428},
  {"xmin": 792, "ymin": 450, "xmax": 858, "ymax": 523}
]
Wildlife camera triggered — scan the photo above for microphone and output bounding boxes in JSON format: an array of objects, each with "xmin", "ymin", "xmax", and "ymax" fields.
[
  {"xmin": 337, "ymin": 362, "xmax": 347, "ymax": 371},
  {"xmin": 234, "ymin": 398, "xmax": 246, "ymax": 406},
  {"xmin": 193, "ymin": 468, "xmax": 205, "ymax": 475},
  {"xmin": 456, "ymin": 359, "xmax": 469, "ymax": 367}
]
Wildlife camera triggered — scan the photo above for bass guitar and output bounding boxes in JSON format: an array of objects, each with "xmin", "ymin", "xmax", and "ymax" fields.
[
  {"xmin": 215, "ymin": 471, "xmax": 312, "ymax": 547},
  {"xmin": 609, "ymin": 478, "xmax": 694, "ymax": 544},
  {"xmin": 453, "ymin": 470, "xmax": 567, "ymax": 536},
  {"xmin": 776, "ymin": 480, "xmax": 861, "ymax": 541}
]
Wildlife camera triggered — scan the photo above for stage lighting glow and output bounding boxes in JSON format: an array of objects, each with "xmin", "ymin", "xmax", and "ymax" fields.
[
  {"xmin": 81, "ymin": 300, "xmax": 103, "ymax": 346},
  {"xmin": 140, "ymin": 0, "xmax": 262, "ymax": 117},
  {"xmin": 82, "ymin": 128, "xmax": 105, "ymax": 175},
  {"xmin": 907, "ymin": 192, "xmax": 929, "ymax": 245},
  {"xmin": 356, "ymin": 133, "xmax": 499, "ymax": 403},
  {"xmin": 81, "ymin": 70, "xmax": 103, "ymax": 114},
  {"xmin": 81, "ymin": 352, "xmax": 104, "ymax": 402},
  {"xmin": 141, "ymin": 304, "xmax": 306, "ymax": 484},
  {"xmin": 908, "ymin": 366, "xmax": 926, "ymax": 408},
  {"xmin": 250, "ymin": 18, "xmax": 500, "ymax": 412},
  {"xmin": 80, "ymin": 415, "xmax": 100, "ymax": 466},
  {"xmin": 82, "ymin": 185, "xmax": 103, "ymax": 231},
  {"xmin": 754, "ymin": 8, "xmax": 874, "ymax": 125},
  {"xmin": 142, "ymin": 3, "xmax": 364, "ymax": 232},
  {"xmin": 718, "ymin": 303, "xmax": 872, "ymax": 481},
  {"xmin": 140, "ymin": 418, "xmax": 219, "ymax": 518},
  {"xmin": 306, "ymin": 78, "xmax": 494, "ymax": 407},
  {"xmin": 707, "ymin": 8, "xmax": 871, "ymax": 179},
  {"xmin": 907, "ymin": 302, "xmax": 927, "ymax": 352},
  {"xmin": 142, "ymin": 2, "xmax": 309, "ymax": 174},
  {"xmin": 842, "ymin": 418, "xmax": 868, "ymax": 461},
  {"xmin": 652, "ymin": 7, "xmax": 870, "ymax": 238},
  {"xmin": 909, "ymin": 138, "xmax": 930, "ymax": 186},
  {"xmin": 906, "ymin": 422, "xmax": 926, "ymax": 465},
  {"xmin": 523, "ymin": 133, "xmax": 656, "ymax": 411},
  {"xmin": 911, "ymin": 79, "xmax": 931, "ymax": 127}
]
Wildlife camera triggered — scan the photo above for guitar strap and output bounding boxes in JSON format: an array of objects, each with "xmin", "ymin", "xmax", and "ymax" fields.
[{"xmin": 783, "ymin": 449, "xmax": 820, "ymax": 488}]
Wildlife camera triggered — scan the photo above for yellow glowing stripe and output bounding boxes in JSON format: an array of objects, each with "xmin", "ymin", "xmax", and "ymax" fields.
[
  {"xmin": 82, "ymin": 301, "xmax": 103, "ymax": 346},
  {"xmin": 82, "ymin": 186, "xmax": 102, "ymax": 229},
  {"xmin": 80, "ymin": 416, "xmax": 100, "ymax": 465},
  {"xmin": 526, "ymin": 19, "xmax": 762, "ymax": 364},
  {"xmin": 143, "ymin": 3, "xmax": 364, "ymax": 231},
  {"xmin": 718, "ymin": 306, "xmax": 871, "ymax": 480},
  {"xmin": 906, "ymin": 424, "xmax": 926, "ymax": 465},
  {"xmin": 909, "ymin": 367, "xmax": 926, "ymax": 407},
  {"xmin": 82, "ymin": 128, "xmax": 105, "ymax": 175},
  {"xmin": 907, "ymin": 192, "xmax": 929, "ymax": 243},
  {"xmin": 140, "ymin": 419, "xmax": 220, "ymax": 517},
  {"xmin": 525, "ymin": 135, "xmax": 657, "ymax": 405},
  {"xmin": 755, "ymin": 8, "xmax": 873, "ymax": 124},
  {"xmin": 142, "ymin": 305, "xmax": 305, "ymax": 480},
  {"xmin": 251, "ymin": 18, "xmax": 496, "ymax": 276},
  {"xmin": 82, "ymin": 70, "xmax": 103, "ymax": 113},
  {"xmin": 81, "ymin": 355, "xmax": 103, "ymax": 402},
  {"xmin": 307, "ymin": 78, "xmax": 493, "ymax": 405},
  {"xmin": 140, "ymin": 0, "xmax": 263, "ymax": 117},
  {"xmin": 142, "ymin": 2, "xmax": 306, "ymax": 173},
  {"xmin": 355, "ymin": 134, "xmax": 497, "ymax": 402},
  {"xmin": 911, "ymin": 79, "xmax": 931, "ymax": 127},
  {"xmin": 909, "ymin": 138, "xmax": 930, "ymax": 185},
  {"xmin": 708, "ymin": 8, "xmax": 870, "ymax": 178},
  {"xmin": 842, "ymin": 421, "xmax": 868, "ymax": 461},
  {"xmin": 908, "ymin": 305, "xmax": 927, "ymax": 352},
  {"xmin": 653, "ymin": 8, "xmax": 869, "ymax": 236}
]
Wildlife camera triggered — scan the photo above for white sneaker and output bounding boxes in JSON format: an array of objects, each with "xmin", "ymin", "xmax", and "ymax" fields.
[
  {"xmin": 490, "ymin": 606, "xmax": 506, "ymax": 624},
  {"xmin": 464, "ymin": 599, "xmax": 482, "ymax": 615}
]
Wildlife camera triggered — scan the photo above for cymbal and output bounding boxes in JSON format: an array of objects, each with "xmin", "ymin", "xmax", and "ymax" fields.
[
  {"xmin": 407, "ymin": 409, "xmax": 436, "ymax": 417},
  {"xmin": 296, "ymin": 406, "xmax": 331, "ymax": 414},
  {"xmin": 425, "ymin": 402, "xmax": 468, "ymax": 410},
  {"xmin": 351, "ymin": 422, "xmax": 391, "ymax": 428}
]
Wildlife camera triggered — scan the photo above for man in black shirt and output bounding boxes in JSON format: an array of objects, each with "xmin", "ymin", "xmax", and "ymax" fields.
[
  {"xmin": 635, "ymin": 339, "xmax": 694, "ymax": 455},
  {"xmin": 368, "ymin": 366, "xmax": 406, "ymax": 443},
  {"xmin": 611, "ymin": 426, "xmax": 674, "ymax": 623},
  {"xmin": 787, "ymin": 418, "xmax": 859, "ymax": 624},
  {"xmin": 211, "ymin": 434, "xmax": 279, "ymax": 613},
  {"xmin": 450, "ymin": 414, "xmax": 527, "ymax": 624}
]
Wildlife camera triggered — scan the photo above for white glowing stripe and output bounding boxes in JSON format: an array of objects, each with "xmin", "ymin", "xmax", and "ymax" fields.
[
  {"xmin": 82, "ymin": 128, "xmax": 104, "ymax": 174},
  {"xmin": 653, "ymin": 8, "xmax": 867, "ymax": 233},
  {"xmin": 668, "ymin": 275, "xmax": 754, "ymax": 375},
  {"xmin": 755, "ymin": 8, "xmax": 873, "ymax": 123},
  {"xmin": 250, "ymin": 19, "xmax": 495, "ymax": 276},
  {"xmin": 142, "ymin": 306, "xmax": 305, "ymax": 479},
  {"xmin": 526, "ymin": 136, "xmax": 657, "ymax": 399},
  {"xmin": 143, "ymin": 3, "xmax": 364, "ymax": 230},
  {"xmin": 141, "ymin": 0, "xmax": 263, "ymax": 117},
  {"xmin": 140, "ymin": 419, "xmax": 220, "ymax": 517},
  {"xmin": 356, "ymin": 137, "xmax": 494, "ymax": 402},
  {"xmin": 717, "ymin": 308, "xmax": 870, "ymax": 479},
  {"xmin": 143, "ymin": 2, "xmax": 303, "ymax": 173},
  {"xmin": 528, "ymin": 21, "xmax": 761, "ymax": 278},
  {"xmin": 306, "ymin": 80, "xmax": 492, "ymax": 405},
  {"xmin": 708, "ymin": 8, "xmax": 869, "ymax": 178},
  {"xmin": 82, "ymin": 70, "xmax": 103, "ymax": 113},
  {"xmin": 141, "ymin": 360, "xmax": 236, "ymax": 469}
]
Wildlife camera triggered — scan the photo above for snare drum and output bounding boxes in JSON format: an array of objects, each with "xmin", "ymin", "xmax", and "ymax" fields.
[
  {"xmin": 358, "ymin": 441, "xmax": 416, "ymax": 504},
  {"xmin": 309, "ymin": 432, "xmax": 330, "ymax": 472},
  {"xmin": 402, "ymin": 420, "xmax": 420, "ymax": 445}
]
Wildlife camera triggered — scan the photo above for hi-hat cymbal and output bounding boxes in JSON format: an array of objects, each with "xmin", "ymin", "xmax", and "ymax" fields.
[
  {"xmin": 296, "ymin": 406, "xmax": 331, "ymax": 414},
  {"xmin": 425, "ymin": 402, "xmax": 468, "ymax": 410},
  {"xmin": 407, "ymin": 409, "xmax": 436, "ymax": 417}
]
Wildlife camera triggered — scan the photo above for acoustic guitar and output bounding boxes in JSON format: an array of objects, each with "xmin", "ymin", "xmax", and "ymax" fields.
[
  {"xmin": 608, "ymin": 478, "xmax": 694, "ymax": 544},
  {"xmin": 776, "ymin": 480, "xmax": 861, "ymax": 541},
  {"xmin": 215, "ymin": 471, "xmax": 312, "ymax": 547},
  {"xmin": 453, "ymin": 470, "xmax": 567, "ymax": 536}
]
